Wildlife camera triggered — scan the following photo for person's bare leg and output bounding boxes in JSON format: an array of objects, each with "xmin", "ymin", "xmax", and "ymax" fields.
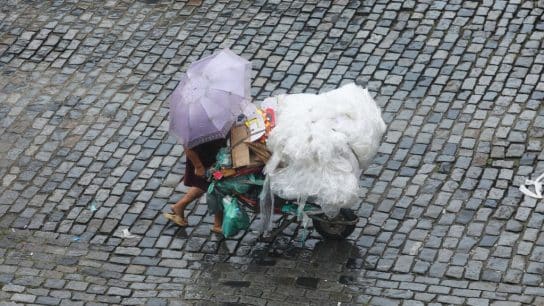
[
  {"xmin": 171, "ymin": 187, "xmax": 204, "ymax": 225},
  {"xmin": 212, "ymin": 211, "xmax": 223, "ymax": 233}
]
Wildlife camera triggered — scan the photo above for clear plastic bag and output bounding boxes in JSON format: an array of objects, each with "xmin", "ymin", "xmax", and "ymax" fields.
[
  {"xmin": 264, "ymin": 83, "xmax": 386, "ymax": 218},
  {"xmin": 258, "ymin": 175, "xmax": 274, "ymax": 233}
]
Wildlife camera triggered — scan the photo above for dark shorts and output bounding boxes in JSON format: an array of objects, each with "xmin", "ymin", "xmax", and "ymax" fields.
[{"xmin": 183, "ymin": 138, "xmax": 227, "ymax": 191}]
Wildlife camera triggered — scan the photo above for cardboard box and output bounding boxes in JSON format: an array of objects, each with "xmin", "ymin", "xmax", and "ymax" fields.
[{"xmin": 230, "ymin": 124, "xmax": 263, "ymax": 168}]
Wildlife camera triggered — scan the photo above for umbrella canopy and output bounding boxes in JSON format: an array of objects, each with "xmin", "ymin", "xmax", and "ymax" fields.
[{"xmin": 169, "ymin": 48, "xmax": 251, "ymax": 148}]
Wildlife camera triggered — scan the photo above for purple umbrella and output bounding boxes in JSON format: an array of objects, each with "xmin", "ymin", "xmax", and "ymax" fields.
[{"xmin": 169, "ymin": 48, "xmax": 251, "ymax": 148}]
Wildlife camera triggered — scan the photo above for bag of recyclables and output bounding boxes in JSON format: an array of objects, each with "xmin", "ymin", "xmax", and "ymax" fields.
[
  {"xmin": 222, "ymin": 196, "xmax": 250, "ymax": 237},
  {"xmin": 262, "ymin": 83, "xmax": 386, "ymax": 221}
]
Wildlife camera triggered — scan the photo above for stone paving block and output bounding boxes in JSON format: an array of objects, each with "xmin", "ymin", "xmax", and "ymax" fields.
[{"xmin": 0, "ymin": 0, "xmax": 543, "ymax": 304}]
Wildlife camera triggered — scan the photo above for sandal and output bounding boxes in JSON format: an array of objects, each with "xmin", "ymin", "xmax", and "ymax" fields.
[{"xmin": 162, "ymin": 212, "xmax": 188, "ymax": 227}]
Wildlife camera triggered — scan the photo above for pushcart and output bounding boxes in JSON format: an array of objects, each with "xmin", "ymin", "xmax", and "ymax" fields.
[{"xmin": 207, "ymin": 166, "xmax": 359, "ymax": 241}]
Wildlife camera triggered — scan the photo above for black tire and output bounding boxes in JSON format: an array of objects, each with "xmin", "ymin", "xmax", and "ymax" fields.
[{"xmin": 313, "ymin": 209, "xmax": 357, "ymax": 240}]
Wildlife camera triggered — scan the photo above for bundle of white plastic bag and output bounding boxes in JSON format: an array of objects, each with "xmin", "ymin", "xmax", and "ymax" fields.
[{"xmin": 260, "ymin": 83, "xmax": 386, "ymax": 224}]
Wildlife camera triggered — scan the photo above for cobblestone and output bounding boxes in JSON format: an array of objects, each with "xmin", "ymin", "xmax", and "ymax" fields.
[{"xmin": 0, "ymin": 0, "xmax": 543, "ymax": 304}]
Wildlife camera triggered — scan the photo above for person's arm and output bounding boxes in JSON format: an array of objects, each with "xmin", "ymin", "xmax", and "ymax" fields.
[{"xmin": 185, "ymin": 148, "xmax": 205, "ymax": 177}]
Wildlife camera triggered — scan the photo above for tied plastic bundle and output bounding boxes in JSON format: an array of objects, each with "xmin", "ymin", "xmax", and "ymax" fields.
[{"xmin": 264, "ymin": 83, "xmax": 386, "ymax": 218}]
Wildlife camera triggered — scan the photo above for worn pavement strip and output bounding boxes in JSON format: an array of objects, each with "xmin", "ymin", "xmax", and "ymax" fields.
[{"xmin": 0, "ymin": 0, "xmax": 544, "ymax": 305}]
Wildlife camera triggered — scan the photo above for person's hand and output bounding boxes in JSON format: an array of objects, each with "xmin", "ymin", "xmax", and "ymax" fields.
[{"xmin": 194, "ymin": 166, "xmax": 205, "ymax": 177}]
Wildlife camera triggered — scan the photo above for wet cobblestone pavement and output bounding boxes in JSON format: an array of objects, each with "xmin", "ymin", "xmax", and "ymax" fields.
[{"xmin": 1, "ymin": 0, "xmax": 544, "ymax": 305}]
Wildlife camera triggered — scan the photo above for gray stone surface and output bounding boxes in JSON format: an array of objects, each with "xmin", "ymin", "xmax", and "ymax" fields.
[{"xmin": 0, "ymin": 0, "xmax": 543, "ymax": 304}]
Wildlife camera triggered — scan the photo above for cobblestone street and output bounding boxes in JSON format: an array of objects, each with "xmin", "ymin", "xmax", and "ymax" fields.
[{"xmin": 1, "ymin": 0, "xmax": 544, "ymax": 305}]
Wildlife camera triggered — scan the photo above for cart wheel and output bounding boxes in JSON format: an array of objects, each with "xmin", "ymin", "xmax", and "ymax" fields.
[{"xmin": 313, "ymin": 209, "xmax": 357, "ymax": 240}]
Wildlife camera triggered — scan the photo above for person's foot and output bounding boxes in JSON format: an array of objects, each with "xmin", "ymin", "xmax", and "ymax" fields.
[
  {"xmin": 170, "ymin": 204, "xmax": 188, "ymax": 226},
  {"xmin": 170, "ymin": 204, "xmax": 183, "ymax": 216},
  {"xmin": 211, "ymin": 225, "xmax": 222, "ymax": 234},
  {"xmin": 163, "ymin": 209, "xmax": 188, "ymax": 227}
]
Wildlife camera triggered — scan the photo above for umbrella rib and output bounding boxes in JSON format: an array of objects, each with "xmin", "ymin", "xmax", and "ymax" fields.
[{"xmin": 186, "ymin": 99, "xmax": 193, "ymax": 148}]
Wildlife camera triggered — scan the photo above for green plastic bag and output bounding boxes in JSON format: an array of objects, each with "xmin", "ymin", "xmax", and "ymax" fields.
[
  {"xmin": 209, "ymin": 174, "xmax": 263, "ymax": 195},
  {"xmin": 215, "ymin": 147, "xmax": 232, "ymax": 168},
  {"xmin": 280, "ymin": 202, "xmax": 318, "ymax": 214},
  {"xmin": 206, "ymin": 174, "xmax": 264, "ymax": 217},
  {"xmin": 206, "ymin": 189, "xmax": 223, "ymax": 215},
  {"xmin": 222, "ymin": 196, "xmax": 250, "ymax": 237}
]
